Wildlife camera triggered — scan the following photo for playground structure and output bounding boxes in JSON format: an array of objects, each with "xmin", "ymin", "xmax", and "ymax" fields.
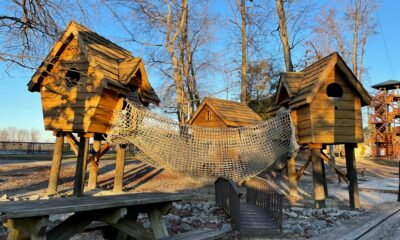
[
  {"xmin": 368, "ymin": 80, "xmax": 400, "ymax": 160},
  {"xmin": 26, "ymin": 21, "xmax": 373, "ymax": 212},
  {"xmin": 27, "ymin": 20, "xmax": 160, "ymax": 196},
  {"xmin": 269, "ymin": 52, "xmax": 371, "ymax": 209}
]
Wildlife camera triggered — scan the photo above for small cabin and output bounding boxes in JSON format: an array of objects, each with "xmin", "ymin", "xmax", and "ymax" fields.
[
  {"xmin": 27, "ymin": 21, "xmax": 160, "ymax": 135},
  {"xmin": 189, "ymin": 97, "xmax": 262, "ymax": 128},
  {"xmin": 269, "ymin": 52, "xmax": 371, "ymax": 145}
]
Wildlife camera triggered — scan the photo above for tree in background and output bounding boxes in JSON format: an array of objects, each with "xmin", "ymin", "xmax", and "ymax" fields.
[
  {"xmin": 0, "ymin": 0, "xmax": 89, "ymax": 69},
  {"xmin": 246, "ymin": 60, "xmax": 280, "ymax": 119},
  {"xmin": 232, "ymin": 0, "xmax": 249, "ymax": 103},
  {"xmin": 307, "ymin": 0, "xmax": 377, "ymax": 82},
  {"xmin": 275, "ymin": 0, "xmax": 293, "ymax": 72},
  {"xmin": 30, "ymin": 128, "xmax": 41, "ymax": 142},
  {"xmin": 0, "ymin": 127, "xmax": 40, "ymax": 142},
  {"xmin": 108, "ymin": 0, "xmax": 215, "ymax": 123}
]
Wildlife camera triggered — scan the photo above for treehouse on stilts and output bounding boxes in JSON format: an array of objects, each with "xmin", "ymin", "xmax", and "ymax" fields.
[
  {"xmin": 269, "ymin": 52, "xmax": 371, "ymax": 209},
  {"xmin": 27, "ymin": 20, "xmax": 160, "ymax": 196}
]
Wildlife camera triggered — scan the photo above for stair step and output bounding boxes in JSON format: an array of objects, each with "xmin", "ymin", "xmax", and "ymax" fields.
[{"xmin": 240, "ymin": 228, "xmax": 280, "ymax": 236}]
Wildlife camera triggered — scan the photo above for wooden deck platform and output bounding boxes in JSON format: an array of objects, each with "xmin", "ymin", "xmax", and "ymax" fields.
[
  {"xmin": 315, "ymin": 202, "xmax": 400, "ymax": 240},
  {"xmin": 239, "ymin": 203, "xmax": 280, "ymax": 237},
  {"xmin": 0, "ymin": 192, "xmax": 193, "ymax": 240}
]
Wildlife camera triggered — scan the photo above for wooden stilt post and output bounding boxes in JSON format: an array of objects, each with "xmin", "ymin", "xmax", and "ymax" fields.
[
  {"xmin": 88, "ymin": 134, "xmax": 102, "ymax": 190},
  {"xmin": 48, "ymin": 132, "xmax": 65, "ymax": 195},
  {"xmin": 73, "ymin": 136, "xmax": 89, "ymax": 197},
  {"xmin": 288, "ymin": 156, "xmax": 298, "ymax": 199},
  {"xmin": 309, "ymin": 143, "xmax": 325, "ymax": 209},
  {"xmin": 320, "ymin": 156, "xmax": 329, "ymax": 198},
  {"xmin": 114, "ymin": 144, "xmax": 126, "ymax": 193},
  {"xmin": 345, "ymin": 143, "xmax": 360, "ymax": 209}
]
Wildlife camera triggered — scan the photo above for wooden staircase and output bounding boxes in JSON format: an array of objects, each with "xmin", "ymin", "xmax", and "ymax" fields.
[
  {"xmin": 239, "ymin": 202, "xmax": 281, "ymax": 236},
  {"xmin": 214, "ymin": 176, "xmax": 282, "ymax": 238}
]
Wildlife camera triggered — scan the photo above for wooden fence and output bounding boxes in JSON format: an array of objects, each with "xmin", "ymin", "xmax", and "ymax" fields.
[
  {"xmin": 244, "ymin": 176, "xmax": 284, "ymax": 232},
  {"xmin": 214, "ymin": 177, "xmax": 242, "ymax": 229},
  {"xmin": 0, "ymin": 141, "xmax": 127, "ymax": 155}
]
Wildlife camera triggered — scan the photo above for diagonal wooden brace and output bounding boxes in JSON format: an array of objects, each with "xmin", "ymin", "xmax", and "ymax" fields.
[
  {"xmin": 65, "ymin": 133, "xmax": 79, "ymax": 156},
  {"xmin": 320, "ymin": 151, "xmax": 349, "ymax": 184},
  {"xmin": 87, "ymin": 143, "xmax": 111, "ymax": 169}
]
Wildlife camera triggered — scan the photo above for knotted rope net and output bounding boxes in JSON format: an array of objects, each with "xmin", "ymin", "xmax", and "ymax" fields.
[{"xmin": 106, "ymin": 100, "xmax": 298, "ymax": 182}]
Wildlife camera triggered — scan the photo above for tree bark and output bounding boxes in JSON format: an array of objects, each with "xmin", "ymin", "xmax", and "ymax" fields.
[
  {"xmin": 275, "ymin": 0, "xmax": 293, "ymax": 72},
  {"xmin": 237, "ymin": 0, "xmax": 248, "ymax": 102},
  {"xmin": 165, "ymin": 0, "xmax": 188, "ymax": 123},
  {"xmin": 351, "ymin": 0, "xmax": 360, "ymax": 77}
]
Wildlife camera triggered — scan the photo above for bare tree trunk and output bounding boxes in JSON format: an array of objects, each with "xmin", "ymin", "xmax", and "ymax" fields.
[
  {"xmin": 275, "ymin": 0, "xmax": 293, "ymax": 72},
  {"xmin": 237, "ymin": 0, "xmax": 248, "ymax": 103},
  {"xmin": 359, "ymin": 36, "xmax": 367, "ymax": 81},
  {"xmin": 352, "ymin": 0, "xmax": 360, "ymax": 77},
  {"xmin": 165, "ymin": 0, "xmax": 188, "ymax": 123}
]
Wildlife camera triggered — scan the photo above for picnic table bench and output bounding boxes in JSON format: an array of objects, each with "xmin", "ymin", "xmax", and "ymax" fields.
[{"xmin": 0, "ymin": 192, "xmax": 193, "ymax": 240}]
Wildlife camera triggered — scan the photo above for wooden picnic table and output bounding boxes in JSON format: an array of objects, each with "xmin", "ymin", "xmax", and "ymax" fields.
[{"xmin": 0, "ymin": 192, "xmax": 193, "ymax": 240}]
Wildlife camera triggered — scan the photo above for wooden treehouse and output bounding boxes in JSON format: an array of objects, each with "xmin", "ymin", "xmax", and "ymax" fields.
[
  {"xmin": 189, "ymin": 97, "xmax": 262, "ymax": 128},
  {"xmin": 27, "ymin": 20, "xmax": 160, "ymax": 196},
  {"xmin": 368, "ymin": 80, "xmax": 400, "ymax": 160},
  {"xmin": 269, "ymin": 52, "xmax": 371, "ymax": 209}
]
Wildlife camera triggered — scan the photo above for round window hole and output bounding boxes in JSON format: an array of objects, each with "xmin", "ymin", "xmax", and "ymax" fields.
[
  {"xmin": 65, "ymin": 68, "xmax": 80, "ymax": 87},
  {"xmin": 326, "ymin": 83, "xmax": 343, "ymax": 100}
]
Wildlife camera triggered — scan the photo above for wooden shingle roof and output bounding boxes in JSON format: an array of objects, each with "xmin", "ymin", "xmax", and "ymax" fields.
[
  {"xmin": 275, "ymin": 72, "xmax": 304, "ymax": 103},
  {"xmin": 28, "ymin": 20, "xmax": 160, "ymax": 105},
  {"xmin": 189, "ymin": 97, "xmax": 262, "ymax": 127},
  {"xmin": 274, "ymin": 52, "xmax": 371, "ymax": 108}
]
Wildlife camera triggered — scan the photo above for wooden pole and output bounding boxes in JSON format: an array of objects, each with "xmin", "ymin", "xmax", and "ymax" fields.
[
  {"xmin": 345, "ymin": 143, "xmax": 360, "ymax": 209},
  {"xmin": 48, "ymin": 132, "xmax": 65, "ymax": 195},
  {"xmin": 309, "ymin": 143, "xmax": 325, "ymax": 208},
  {"xmin": 114, "ymin": 144, "xmax": 126, "ymax": 193},
  {"xmin": 320, "ymin": 157, "xmax": 329, "ymax": 198},
  {"xmin": 288, "ymin": 156, "xmax": 298, "ymax": 199},
  {"xmin": 73, "ymin": 136, "xmax": 89, "ymax": 197},
  {"xmin": 87, "ymin": 134, "xmax": 102, "ymax": 190}
]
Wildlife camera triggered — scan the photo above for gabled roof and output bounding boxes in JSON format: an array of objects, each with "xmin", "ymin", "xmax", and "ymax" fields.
[
  {"xmin": 275, "ymin": 52, "xmax": 371, "ymax": 107},
  {"xmin": 371, "ymin": 80, "xmax": 400, "ymax": 90},
  {"xmin": 275, "ymin": 72, "xmax": 304, "ymax": 103},
  {"xmin": 27, "ymin": 20, "xmax": 160, "ymax": 105},
  {"xmin": 189, "ymin": 97, "xmax": 262, "ymax": 127}
]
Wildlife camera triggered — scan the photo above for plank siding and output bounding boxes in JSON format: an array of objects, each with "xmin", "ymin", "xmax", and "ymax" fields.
[
  {"xmin": 296, "ymin": 105, "xmax": 312, "ymax": 144},
  {"xmin": 310, "ymin": 67, "xmax": 363, "ymax": 144},
  {"xmin": 191, "ymin": 105, "xmax": 227, "ymax": 128}
]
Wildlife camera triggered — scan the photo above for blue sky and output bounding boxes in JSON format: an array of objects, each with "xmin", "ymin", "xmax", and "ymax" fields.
[{"xmin": 0, "ymin": 0, "xmax": 399, "ymax": 141}]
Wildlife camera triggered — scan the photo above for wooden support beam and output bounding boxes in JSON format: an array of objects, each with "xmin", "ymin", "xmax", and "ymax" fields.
[
  {"xmin": 65, "ymin": 133, "xmax": 79, "ymax": 156},
  {"xmin": 88, "ymin": 134, "xmax": 102, "ymax": 190},
  {"xmin": 288, "ymin": 156, "xmax": 298, "ymax": 198},
  {"xmin": 48, "ymin": 132, "xmax": 65, "ymax": 195},
  {"xmin": 309, "ymin": 143, "xmax": 326, "ymax": 209},
  {"xmin": 148, "ymin": 203, "xmax": 172, "ymax": 239},
  {"xmin": 73, "ymin": 136, "xmax": 89, "ymax": 197},
  {"xmin": 320, "ymin": 151, "xmax": 349, "ymax": 183},
  {"xmin": 87, "ymin": 143, "xmax": 111, "ymax": 168},
  {"xmin": 114, "ymin": 144, "xmax": 126, "ymax": 193},
  {"xmin": 321, "ymin": 157, "xmax": 328, "ymax": 198},
  {"xmin": 345, "ymin": 143, "xmax": 360, "ymax": 210},
  {"xmin": 46, "ymin": 211, "xmax": 96, "ymax": 239},
  {"xmin": 5, "ymin": 217, "xmax": 49, "ymax": 240},
  {"xmin": 296, "ymin": 156, "xmax": 311, "ymax": 181}
]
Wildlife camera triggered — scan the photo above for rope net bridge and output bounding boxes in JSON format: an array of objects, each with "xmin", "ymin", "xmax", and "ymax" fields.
[{"xmin": 107, "ymin": 100, "xmax": 298, "ymax": 182}]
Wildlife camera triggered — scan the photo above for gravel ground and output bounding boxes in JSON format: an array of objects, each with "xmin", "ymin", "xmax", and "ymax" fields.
[{"xmin": 0, "ymin": 153, "xmax": 398, "ymax": 239}]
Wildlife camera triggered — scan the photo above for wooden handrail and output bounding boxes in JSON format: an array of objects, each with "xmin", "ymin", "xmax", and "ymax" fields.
[
  {"xmin": 214, "ymin": 177, "xmax": 242, "ymax": 229},
  {"xmin": 243, "ymin": 176, "xmax": 284, "ymax": 233}
]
